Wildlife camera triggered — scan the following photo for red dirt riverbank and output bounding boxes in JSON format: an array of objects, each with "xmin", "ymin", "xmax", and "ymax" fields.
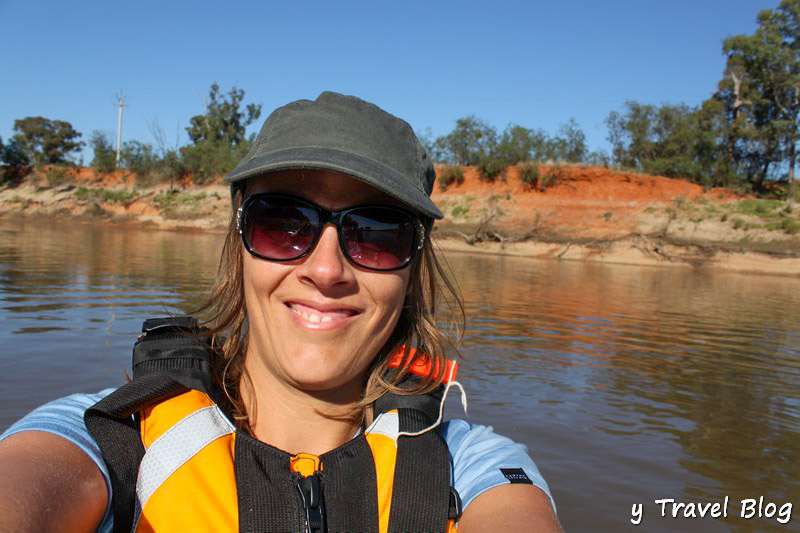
[{"xmin": 1, "ymin": 165, "xmax": 799, "ymax": 276}]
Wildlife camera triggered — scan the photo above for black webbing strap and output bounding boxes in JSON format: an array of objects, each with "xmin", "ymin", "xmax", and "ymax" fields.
[
  {"xmin": 85, "ymin": 316, "xmax": 217, "ymax": 533},
  {"xmin": 132, "ymin": 316, "xmax": 214, "ymax": 393},
  {"xmin": 320, "ymin": 435, "xmax": 380, "ymax": 532},
  {"xmin": 84, "ymin": 372, "xmax": 192, "ymax": 533},
  {"xmin": 234, "ymin": 432, "xmax": 302, "ymax": 532},
  {"xmin": 388, "ymin": 408, "xmax": 452, "ymax": 532},
  {"xmin": 373, "ymin": 380, "xmax": 444, "ymax": 421}
]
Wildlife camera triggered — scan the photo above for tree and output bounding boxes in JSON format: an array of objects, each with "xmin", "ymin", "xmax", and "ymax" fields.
[
  {"xmin": 433, "ymin": 116, "xmax": 497, "ymax": 166},
  {"xmin": 1, "ymin": 137, "xmax": 30, "ymax": 167},
  {"xmin": 495, "ymin": 125, "xmax": 548, "ymax": 164},
  {"xmin": 605, "ymin": 101, "xmax": 731, "ymax": 187},
  {"xmin": 120, "ymin": 140, "xmax": 160, "ymax": 175},
  {"xmin": 181, "ymin": 83, "xmax": 262, "ymax": 180},
  {"xmin": 716, "ymin": 0, "xmax": 800, "ymax": 195},
  {"xmin": 12, "ymin": 117, "xmax": 83, "ymax": 166},
  {"xmin": 550, "ymin": 118, "xmax": 588, "ymax": 163},
  {"xmin": 89, "ymin": 131, "xmax": 117, "ymax": 173}
]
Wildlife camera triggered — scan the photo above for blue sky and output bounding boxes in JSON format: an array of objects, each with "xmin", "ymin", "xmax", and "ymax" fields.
[{"xmin": 0, "ymin": 1, "xmax": 771, "ymax": 162}]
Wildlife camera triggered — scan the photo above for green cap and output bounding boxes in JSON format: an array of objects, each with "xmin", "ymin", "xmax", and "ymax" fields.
[{"xmin": 226, "ymin": 91, "xmax": 442, "ymax": 219}]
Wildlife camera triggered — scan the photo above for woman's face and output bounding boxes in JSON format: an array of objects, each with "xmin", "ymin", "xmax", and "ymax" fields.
[{"xmin": 242, "ymin": 169, "xmax": 412, "ymax": 394}]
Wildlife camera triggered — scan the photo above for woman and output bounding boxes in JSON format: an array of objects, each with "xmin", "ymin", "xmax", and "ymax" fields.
[{"xmin": 0, "ymin": 92, "xmax": 562, "ymax": 532}]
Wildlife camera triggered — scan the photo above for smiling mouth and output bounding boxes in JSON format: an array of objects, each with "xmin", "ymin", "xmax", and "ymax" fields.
[{"xmin": 286, "ymin": 302, "xmax": 359, "ymax": 324}]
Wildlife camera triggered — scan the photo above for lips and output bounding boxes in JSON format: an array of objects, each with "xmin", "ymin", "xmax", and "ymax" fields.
[{"xmin": 285, "ymin": 301, "xmax": 360, "ymax": 325}]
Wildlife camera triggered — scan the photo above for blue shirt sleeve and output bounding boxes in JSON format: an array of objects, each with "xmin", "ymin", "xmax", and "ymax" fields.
[
  {"xmin": 0, "ymin": 389, "xmax": 116, "ymax": 533},
  {"xmin": 440, "ymin": 419, "xmax": 556, "ymax": 513}
]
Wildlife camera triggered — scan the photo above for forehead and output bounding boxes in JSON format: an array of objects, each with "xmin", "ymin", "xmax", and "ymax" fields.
[{"xmin": 246, "ymin": 169, "xmax": 403, "ymax": 209}]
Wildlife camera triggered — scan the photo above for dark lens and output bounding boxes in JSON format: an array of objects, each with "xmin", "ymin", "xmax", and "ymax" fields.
[
  {"xmin": 341, "ymin": 207, "xmax": 417, "ymax": 270},
  {"xmin": 244, "ymin": 197, "xmax": 319, "ymax": 260}
]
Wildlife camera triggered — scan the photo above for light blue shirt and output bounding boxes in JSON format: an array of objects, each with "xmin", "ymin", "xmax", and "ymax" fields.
[{"xmin": 1, "ymin": 390, "xmax": 554, "ymax": 530}]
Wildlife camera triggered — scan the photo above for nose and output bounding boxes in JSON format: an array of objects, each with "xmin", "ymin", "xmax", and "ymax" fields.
[{"xmin": 295, "ymin": 224, "xmax": 356, "ymax": 290}]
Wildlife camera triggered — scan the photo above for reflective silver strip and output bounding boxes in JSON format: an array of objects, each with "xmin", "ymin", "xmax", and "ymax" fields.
[
  {"xmin": 365, "ymin": 411, "xmax": 400, "ymax": 442},
  {"xmin": 133, "ymin": 405, "xmax": 235, "ymax": 528}
]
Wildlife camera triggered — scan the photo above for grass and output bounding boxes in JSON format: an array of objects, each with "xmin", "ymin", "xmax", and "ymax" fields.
[
  {"xmin": 733, "ymin": 199, "xmax": 783, "ymax": 218},
  {"xmin": 73, "ymin": 186, "xmax": 138, "ymax": 204},
  {"xmin": 153, "ymin": 190, "xmax": 208, "ymax": 219},
  {"xmin": 45, "ymin": 167, "xmax": 70, "ymax": 188},
  {"xmin": 451, "ymin": 205, "xmax": 469, "ymax": 217}
]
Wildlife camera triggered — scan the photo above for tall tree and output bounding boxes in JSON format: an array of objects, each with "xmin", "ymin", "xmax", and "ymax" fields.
[
  {"xmin": 12, "ymin": 117, "xmax": 83, "ymax": 166},
  {"xmin": 181, "ymin": 83, "xmax": 262, "ymax": 180},
  {"xmin": 433, "ymin": 116, "xmax": 497, "ymax": 166},
  {"xmin": 605, "ymin": 101, "xmax": 729, "ymax": 186},
  {"xmin": 719, "ymin": 0, "xmax": 800, "ymax": 196},
  {"xmin": 550, "ymin": 118, "xmax": 588, "ymax": 163},
  {"xmin": 89, "ymin": 131, "xmax": 117, "ymax": 173}
]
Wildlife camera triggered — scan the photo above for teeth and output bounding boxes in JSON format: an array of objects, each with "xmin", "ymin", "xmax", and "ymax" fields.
[{"xmin": 290, "ymin": 305, "xmax": 340, "ymax": 324}]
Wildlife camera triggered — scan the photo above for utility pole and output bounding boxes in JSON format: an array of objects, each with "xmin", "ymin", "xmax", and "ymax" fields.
[{"xmin": 115, "ymin": 91, "xmax": 128, "ymax": 165}]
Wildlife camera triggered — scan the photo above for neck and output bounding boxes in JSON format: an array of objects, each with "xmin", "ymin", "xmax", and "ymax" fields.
[{"xmin": 240, "ymin": 354, "xmax": 363, "ymax": 456}]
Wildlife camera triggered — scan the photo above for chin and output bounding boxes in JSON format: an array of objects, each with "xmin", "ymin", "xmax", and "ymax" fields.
[{"xmin": 283, "ymin": 352, "xmax": 364, "ymax": 392}]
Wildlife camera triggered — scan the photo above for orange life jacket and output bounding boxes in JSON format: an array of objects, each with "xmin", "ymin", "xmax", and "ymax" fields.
[{"xmin": 86, "ymin": 316, "xmax": 461, "ymax": 532}]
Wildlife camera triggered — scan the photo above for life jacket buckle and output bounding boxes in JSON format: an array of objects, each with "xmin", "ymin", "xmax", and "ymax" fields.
[
  {"xmin": 296, "ymin": 474, "xmax": 327, "ymax": 533},
  {"xmin": 449, "ymin": 486, "xmax": 463, "ymax": 521}
]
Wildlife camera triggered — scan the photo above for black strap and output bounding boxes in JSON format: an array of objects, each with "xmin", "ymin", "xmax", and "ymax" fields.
[
  {"xmin": 132, "ymin": 316, "xmax": 214, "ymax": 393},
  {"xmin": 387, "ymin": 408, "xmax": 452, "ymax": 532},
  {"xmin": 85, "ymin": 316, "xmax": 216, "ymax": 532},
  {"xmin": 374, "ymin": 381, "xmax": 444, "ymax": 421},
  {"xmin": 320, "ymin": 435, "xmax": 380, "ymax": 532},
  {"xmin": 85, "ymin": 372, "xmax": 192, "ymax": 533}
]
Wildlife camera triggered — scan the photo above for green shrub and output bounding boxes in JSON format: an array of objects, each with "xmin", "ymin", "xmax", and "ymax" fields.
[
  {"xmin": 74, "ymin": 186, "xmax": 90, "ymax": 201},
  {"xmin": 518, "ymin": 162, "xmax": 539, "ymax": 189},
  {"xmin": 477, "ymin": 157, "xmax": 506, "ymax": 182},
  {"xmin": 538, "ymin": 165, "xmax": 564, "ymax": 191},
  {"xmin": 438, "ymin": 166, "xmax": 464, "ymax": 190},
  {"xmin": 100, "ymin": 188, "xmax": 138, "ymax": 204},
  {"xmin": 451, "ymin": 205, "xmax": 469, "ymax": 217},
  {"xmin": 153, "ymin": 190, "xmax": 207, "ymax": 218},
  {"xmin": 45, "ymin": 167, "xmax": 70, "ymax": 187}
]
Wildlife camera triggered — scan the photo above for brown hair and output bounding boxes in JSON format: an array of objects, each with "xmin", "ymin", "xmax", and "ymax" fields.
[{"xmin": 197, "ymin": 186, "xmax": 464, "ymax": 431}]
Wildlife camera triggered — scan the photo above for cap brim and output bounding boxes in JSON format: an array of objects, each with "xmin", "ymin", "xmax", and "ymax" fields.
[{"xmin": 226, "ymin": 147, "xmax": 443, "ymax": 220}]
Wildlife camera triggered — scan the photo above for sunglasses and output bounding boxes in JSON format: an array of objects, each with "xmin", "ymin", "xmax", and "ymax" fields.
[{"xmin": 237, "ymin": 193, "xmax": 426, "ymax": 271}]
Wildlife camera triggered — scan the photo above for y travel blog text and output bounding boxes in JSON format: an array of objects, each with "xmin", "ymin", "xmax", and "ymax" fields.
[{"xmin": 630, "ymin": 497, "xmax": 792, "ymax": 525}]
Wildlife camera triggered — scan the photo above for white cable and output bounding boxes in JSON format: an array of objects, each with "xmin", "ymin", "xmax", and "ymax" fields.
[{"xmin": 397, "ymin": 362, "xmax": 468, "ymax": 438}]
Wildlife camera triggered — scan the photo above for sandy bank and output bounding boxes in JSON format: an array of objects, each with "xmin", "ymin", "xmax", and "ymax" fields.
[{"xmin": 1, "ymin": 165, "xmax": 798, "ymax": 277}]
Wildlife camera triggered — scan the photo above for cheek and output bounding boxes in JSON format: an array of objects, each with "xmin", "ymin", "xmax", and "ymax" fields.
[
  {"xmin": 241, "ymin": 251, "xmax": 284, "ymax": 316},
  {"xmin": 369, "ymin": 273, "xmax": 410, "ymax": 330}
]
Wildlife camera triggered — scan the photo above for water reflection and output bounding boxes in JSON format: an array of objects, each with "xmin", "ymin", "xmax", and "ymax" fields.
[
  {"xmin": 1, "ymin": 219, "xmax": 799, "ymax": 532},
  {"xmin": 444, "ymin": 253, "xmax": 800, "ymax": 532}
]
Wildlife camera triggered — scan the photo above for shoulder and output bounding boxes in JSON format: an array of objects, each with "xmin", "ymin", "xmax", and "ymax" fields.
[
  {"xmin": 1, "ymin": 389, "xmax": 116, "ymax": 454},
  {"xmin": 0, "ymin": 389, "xmax": 117, "ymax": 533},
  {"xmin": 438, "ymin": 419, "xmax": 555, "ymax": 514}
]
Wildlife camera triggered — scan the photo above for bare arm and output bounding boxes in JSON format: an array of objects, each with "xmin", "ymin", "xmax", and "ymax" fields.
[
  {"xmin": 457, "ymin": 484, "xmax": 563, "ymax": 533},
  {"xmin": 0, "ymin": 431, "xmax": 108, "ymax": 533}
]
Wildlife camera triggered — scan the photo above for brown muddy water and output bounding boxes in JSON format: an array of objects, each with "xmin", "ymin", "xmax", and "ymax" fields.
[{"xmin": 1, "ymin": 218, "xmax": 799, "ymax": 532}]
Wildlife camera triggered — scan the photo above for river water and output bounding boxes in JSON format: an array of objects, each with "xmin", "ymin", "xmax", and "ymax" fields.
[{"xmin": 1, "ymin": 218, "xmax": 798, "ymax": 532}]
